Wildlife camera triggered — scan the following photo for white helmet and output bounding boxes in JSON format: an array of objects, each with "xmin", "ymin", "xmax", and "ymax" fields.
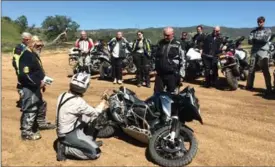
[{"xmin": 70, "ymin": 72, "xmax": 91, "ymax": 94}]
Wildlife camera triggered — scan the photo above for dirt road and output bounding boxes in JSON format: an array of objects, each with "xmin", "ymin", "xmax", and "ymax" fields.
[{"xmin": 2, "ymin": 51, "xmax": 275, "ymax": 166}]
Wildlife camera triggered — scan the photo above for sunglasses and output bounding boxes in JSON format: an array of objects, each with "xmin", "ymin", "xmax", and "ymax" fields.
[
  {"xmin": 35, "ymin": 45, "xmax": 43, "ymax": 48},
  {"xmin": 258, "ymin": 20, "xmax": 264, "ymax": 23}
]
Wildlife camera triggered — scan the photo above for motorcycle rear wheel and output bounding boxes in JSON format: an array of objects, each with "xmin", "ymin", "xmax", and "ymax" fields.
[
  {"xmin": 225, "ymin": 68, "xmax": 238, "ymax": 90},
  {"xmin": 148, "ymin": 126, "xmax": 198, "ymax": 167},
  {"xmin": 99, "ymin": 61, "xmax": 112, "ymax": 80},
  {"xmin": 97, "ymin": 125, "xmax": 116, "ymax": 138},
  {"xmin": 240, "ymin": 70, "xmax": 248, "ymax": 81}
]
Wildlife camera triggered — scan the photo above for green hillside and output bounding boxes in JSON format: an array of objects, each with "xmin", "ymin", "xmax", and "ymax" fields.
[
  {"xmin": 1, "ymin": 15, "xmax": 274, "ymax": 53},
  {"xmin": 84, "ymin": 26, "xmax": 275, "ymax": 44},
  {"xmin": 1, "ymin": 19, "xmax": 21, "ymax": 52}
]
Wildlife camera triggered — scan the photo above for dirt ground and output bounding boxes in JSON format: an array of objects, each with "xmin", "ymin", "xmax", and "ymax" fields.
[{"xmin": 2, "ymin": 51, "xmax": 275, "ymax": 166}]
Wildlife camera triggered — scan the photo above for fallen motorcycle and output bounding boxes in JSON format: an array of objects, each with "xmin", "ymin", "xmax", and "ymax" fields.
[{"xmin": 95, "ymin": 86, "xmax": 203, "ymax": 167}]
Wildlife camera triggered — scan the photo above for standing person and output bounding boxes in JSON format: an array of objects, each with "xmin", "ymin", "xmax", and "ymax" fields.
[
  {"xmin": 180, "ymin": 32, "xmax": 192, "ymax": 52},
  {"xmin": 201, "ymin": 26, "xmax": 224, "ymax": 88},
  {"xmin": 192, "ymin": 25, "xmax": 206, "ymax": 51},
  {"xmin": 17, "ymin": 36, "xmax": 55, "ymax": 140},
  {"xmin": 246, "ymin": 16, "xmax": 273, "ymax": 96},
  {"xmin": 55, "ymin": 73, "xmax": 107, "ymax": 161},
  {"xmin": 75, "ymin": 31, "xmax": 95, "ymax": 71},
  {"xmin": 30, "ymin": 36, "xmax": 56, "ymax": 130},
  {"xmin": 12, "ymin": 32, "xmax": 32, "ymax": 108},
  {"xmin": 131, "ymin": 31, "xmax": 152, "ymax": 87},
  {"xmin": 108, "ymin": 32, "xmax": 132, "ymax": 84},
  {"xmin": 154, "ymin": 27, "xmax": 185, "ymax": 93}
]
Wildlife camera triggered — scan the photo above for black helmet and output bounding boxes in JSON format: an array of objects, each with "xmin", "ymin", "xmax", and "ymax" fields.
[{"xmin": 257, "ymin": 16, "xmax": 265, "ymax": 22}]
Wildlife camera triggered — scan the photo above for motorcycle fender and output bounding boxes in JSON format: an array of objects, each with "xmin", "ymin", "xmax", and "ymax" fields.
[
  {"xmin": 99, "ymin": 56, "xmax": 110, "ymax": 63},
  {"xmin": 181, "ymin": 124, "xmax": 194, "ymax": 133}
]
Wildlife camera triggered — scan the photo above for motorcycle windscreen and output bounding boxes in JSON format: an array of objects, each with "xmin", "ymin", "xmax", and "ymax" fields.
[
  {"xmin": 186, "ymin": 48, "xmax": 202, "ymax": 60},
  {"xmin": 178, "ymin": 100, "xmax": 203, "ymax": 124},
  {"xmin": 179, "ymin": 87, "xmax": 203, "ymax": 124},
  {"xmin": 235, "ymin": 49, "xmax": 246, "ymax": 60}
]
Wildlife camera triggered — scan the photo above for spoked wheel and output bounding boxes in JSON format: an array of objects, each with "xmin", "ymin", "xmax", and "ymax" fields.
[
  {"xmin": 99, "ymin": 61, "xmax": 112, "ymax": 80},
  {"xmin": 126, "ymin": 63, "xmax": 137, "ymax": 74},
  {"xmin": 148, "ymin": 126, "xmax": 198, "ymax": 167}
]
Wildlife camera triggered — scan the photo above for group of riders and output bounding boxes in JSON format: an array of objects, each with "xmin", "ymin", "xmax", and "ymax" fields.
[
  {"xmin": 73, "ymin": 16, "xmax": 275, "ymax": 95},
  {"xmin": 11, "ymin": 16, "xmax": 274, "ymax": 162}
]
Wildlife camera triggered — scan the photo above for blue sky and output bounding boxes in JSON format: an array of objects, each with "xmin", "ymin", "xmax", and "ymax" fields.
[{"xmin": 2, "ymin": 1, "xmax": 275, "ymax": 30}]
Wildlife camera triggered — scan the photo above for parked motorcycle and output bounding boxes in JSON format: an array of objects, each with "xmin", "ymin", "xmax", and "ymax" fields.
[
  {"xmin": 217, "ymin": 36, "xmax": 249, "ymax": 90},
  {"xmin": 95, "ymin": 86, "xmax": 203, "ymax": 167},
  {"xmin": 185, "ymin": 47, "xmax": 204, "ymax": 81},
  {"xmin": 68, "ymin": 47, "xmax": 93, "ymax": 75},
  {"xmin": 68, "ymin": 47, "xmax": 79, "ymax": 67},
  {"xmin": 99, "ymin": 53, "xmax": 137, "ymax": 80}
]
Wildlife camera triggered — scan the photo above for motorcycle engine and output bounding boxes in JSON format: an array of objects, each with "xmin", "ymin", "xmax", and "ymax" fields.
[{"xmin": 108, "ymin": 94, "xmax": 126, "ymax": 123}]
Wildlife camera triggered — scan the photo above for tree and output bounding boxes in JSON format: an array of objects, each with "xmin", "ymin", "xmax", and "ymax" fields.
[
  {"xmin": 27, "ymin": 24, "xmax": 36, "ymax": 33},
  {"xmin": 1, "ymin": 16, "xmax": 12, "ymax": 22},
  {"xmin": 14, "ymin": 15, "xmax": 28, "ymax": 33},
  {"xmin": 41, "ymin": 15, "xmax": 80, "ymax": 41}
]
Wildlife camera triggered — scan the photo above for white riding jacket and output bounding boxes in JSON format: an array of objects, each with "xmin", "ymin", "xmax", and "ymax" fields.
[{"xmin": 56, "ymin": 92, "xmax": 104, "ymax": 137}]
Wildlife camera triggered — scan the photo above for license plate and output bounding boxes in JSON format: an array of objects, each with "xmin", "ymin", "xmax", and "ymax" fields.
[{"xmin": 221, "ymin": 59, "xmax": 227, "ymax": 64}]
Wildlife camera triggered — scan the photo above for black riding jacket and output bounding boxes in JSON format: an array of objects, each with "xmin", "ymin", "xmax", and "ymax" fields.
[
  {"xmin": 155, "ymin": 38, "xmax": 185, "ymax": 77},
  {"xmin": 18, "ymin": 48, "xmax": 45, "ymax": 90}
]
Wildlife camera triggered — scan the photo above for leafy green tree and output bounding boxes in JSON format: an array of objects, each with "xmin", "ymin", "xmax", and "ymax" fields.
[
  {"xmin": 14, "ymin": 15, "xmax": 28, "ymax": 33},
  {"xmin": 41, "ymin": 15, "xmax": 80, "ymax": 41},
  {"xmin": 1, "ymin": 16, "xmax": 12, "ymax": 22}
]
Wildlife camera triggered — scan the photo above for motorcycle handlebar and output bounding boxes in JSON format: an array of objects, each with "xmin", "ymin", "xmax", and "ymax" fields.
[{"xmin": 73, "ymin": 48, "xmax": 81, "ymax": 52}]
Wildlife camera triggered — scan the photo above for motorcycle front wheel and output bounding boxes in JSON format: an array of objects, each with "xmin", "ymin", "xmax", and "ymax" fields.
[
  {"xmin": 148, "ymin": 126, "xmax": 198, "ymax": 167},
  {"xmin": 125, "ymin": 63, "xmax": 137, "ymax": 74}
]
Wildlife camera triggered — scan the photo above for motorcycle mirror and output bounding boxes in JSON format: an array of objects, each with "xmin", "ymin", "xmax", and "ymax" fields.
[
  {"xmin": 73, "ymin": 48, "xmax": 81, "ymax": 52},
  {"xmin": 239, "ymin": 36, "xmax": 245, "ymax": 41}
]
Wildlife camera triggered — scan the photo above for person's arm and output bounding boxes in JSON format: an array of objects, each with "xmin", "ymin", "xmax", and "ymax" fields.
[
  {"xmin": 75, "ymin": 39, "xmax": 80, "ymax": 48},
  {"xmin": 178, "ymin": 45, "xmax": 186, "ymax": 78},
  {"xmin": 18, "ymin": 52, "xmax": 45, "ymax": 87},
  {"xmin": 255, "ymin": 28, "xmax": 272, "ymax": 44},
  {"xmin": 248, "ymin": 30, "xmax": 255, "ymax": 45},
  {"xmin": 215, "ymin": 38, "xmax": 224, "ymax": 55},
  {"xmin": 107, "ymin": 38, "xmax": 115, "ymax": 52},
  {"xmin": 123, "ymin": 37, "xmax": 132, "ymax": 52},
  {"xmin": 77, "ymin": 99, "xmax": 107, "ymax": 123},
  {"xmin": 88, "ymin": 38, "xmax": 95, "ymax": 52},
  {"xmin": 146, "ymin": 39, "xmax": 152, "ymax": 57}
]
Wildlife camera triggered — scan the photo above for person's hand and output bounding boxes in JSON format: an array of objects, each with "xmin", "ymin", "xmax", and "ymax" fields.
[
  {"xmin": 101, "ymin": 89, "xmax": 112, "ymax": 100},
  {"xmin": 40, "ymin": 80, "xmax": 46, "ymax": 88},
  {"xmin": 42, "ymin": 86, "xmax": 46, "ymax": 93}
]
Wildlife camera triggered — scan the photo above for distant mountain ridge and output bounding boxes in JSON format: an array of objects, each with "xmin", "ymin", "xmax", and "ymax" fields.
[{"xmin": 83, "ymin": 25, "xmax": 275, "ymax": 44}]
